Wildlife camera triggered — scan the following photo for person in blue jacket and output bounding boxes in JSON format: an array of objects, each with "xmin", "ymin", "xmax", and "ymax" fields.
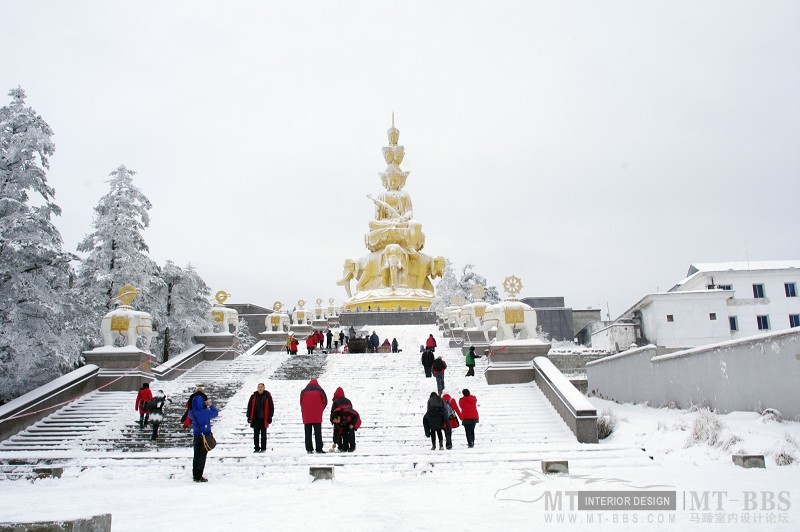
[{"xmin": 188, "ymin": 385, "xmax": 218, "ymax": 483}]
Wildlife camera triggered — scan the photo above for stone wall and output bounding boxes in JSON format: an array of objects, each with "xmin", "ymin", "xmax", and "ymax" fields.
[
  {"xmin": 338, "ymin": 311, "xmax": 437, "ymax": 327},
  {"xmin": 534, "ymin": 308, "xmax": 575, "ymax": 341},
  {"xmin": 586, "ymin": 329, "xmax": 800, "ymax": 418}
]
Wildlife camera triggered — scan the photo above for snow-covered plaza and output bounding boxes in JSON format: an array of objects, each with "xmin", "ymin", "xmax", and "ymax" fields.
[{"xmin": 1, "ymin": 326, "xmax": 798, "ymax": 531}]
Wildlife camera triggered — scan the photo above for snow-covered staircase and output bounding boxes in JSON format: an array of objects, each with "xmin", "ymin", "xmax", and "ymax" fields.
[{"xmin": 0, "ymin": 326, "xmax": 652, "ymax": 481}]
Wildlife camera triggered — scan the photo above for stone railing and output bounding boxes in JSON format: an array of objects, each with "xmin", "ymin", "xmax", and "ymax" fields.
[
  {"xmin": 151, "ymin": 344, "xmax": 206, "ymax": 380},
  {"xmin": 533, "ymin": 356, "xmax": 598, "ymax": 443},
  {"xmin": 0, "ymin": 365, "xmax": 100, "ymax": 443}
]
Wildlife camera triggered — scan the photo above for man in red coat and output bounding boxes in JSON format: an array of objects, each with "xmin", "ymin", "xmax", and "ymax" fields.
[
  {"xmin": 425, "ymin": 334, "xmax": 437, "ymax": 352},
  {"xmin": 135, "ymin": 383, "xmax": 153, "ymax": 429},
  {"xmin": 306, "ymin": 334, "xmax": 316, "ymax": 354},
  {"xmin": 247, "ymin": 383, "xmax": 274, "ymax": 453},
  {"xmin": 300, "ymin": 379, "xmax": 328, "ymax": 453}
]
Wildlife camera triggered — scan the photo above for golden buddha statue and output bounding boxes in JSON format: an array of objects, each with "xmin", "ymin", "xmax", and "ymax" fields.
[{"xmin": 338, "ymin": 115, "xmax": 446, "ymax": 311}]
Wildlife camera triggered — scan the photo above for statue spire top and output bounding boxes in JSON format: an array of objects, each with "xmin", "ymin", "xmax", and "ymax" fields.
[{"xmin": 387, "ymin": 113, "xmax": 399, "ymax": 146}]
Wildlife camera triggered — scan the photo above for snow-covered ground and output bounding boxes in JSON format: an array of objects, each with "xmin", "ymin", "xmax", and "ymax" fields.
[{"xmin": 0, "ymin": 325, "xmax": 798, "ymax": 531}]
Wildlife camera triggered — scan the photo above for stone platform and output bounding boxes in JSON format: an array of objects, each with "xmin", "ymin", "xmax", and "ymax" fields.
[
  {"xmin": 258, "ymin": 331, "xmax": 288, "ymax": 352},
  {"xmin": 81, "ymin": 346, "xmax": 155, "ymax": 391},
  {"xmin": 193, "ymin": 333, "xmax": 239, "ymax": 360},
  {"xmin": 485, "ymin": 340, "xmax": 552, "ymax": 385},
  {"xmin": 289, "ymin": 325, "xmax": 312, "ymax": 340}
]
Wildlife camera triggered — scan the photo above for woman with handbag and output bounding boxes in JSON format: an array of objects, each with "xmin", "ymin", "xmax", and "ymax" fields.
[
  {"xmin": 188, "ymin": 387, "xmax": 218, "ymax": 483},
  {"xmin": 441, "ymin": 391, "xmax": 461, "ymax": 450}
]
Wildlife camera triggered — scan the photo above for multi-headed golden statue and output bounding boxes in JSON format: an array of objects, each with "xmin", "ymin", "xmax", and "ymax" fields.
[{"xmin": 338, "ymin": 115, "xmax": 446, "ymax": 310}]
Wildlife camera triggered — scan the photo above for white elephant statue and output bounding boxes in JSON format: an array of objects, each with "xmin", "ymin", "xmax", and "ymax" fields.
[
  {"xmin": 265, "ymin": 313, "xmax": 290, "ymax": 332},
  {"xmin": 292, "ymin": 307, "xmax": 311, "ymax": 325},
  {"xmin": 461, "ymin": 300, "xmax": 490, "ymax": 329},
  {"xmin": 101, "ymin": 307, "xmax": 157, "ymax": 350},
  {"xmin": 446, "ymin": 306, "xmax": 465, "ymax": 328},
  {"xmin": 210, "ymin": 304, "xmax": 239, "ymax": 334},
  {"xmin": 479, "ymin": 300, "xmax": 538, "ymax": 342}
]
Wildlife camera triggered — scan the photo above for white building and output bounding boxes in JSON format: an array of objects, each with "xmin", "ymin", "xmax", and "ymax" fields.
[{"xmin": 609, "ymin": 261, "xmax": 800, "ymax": 350}]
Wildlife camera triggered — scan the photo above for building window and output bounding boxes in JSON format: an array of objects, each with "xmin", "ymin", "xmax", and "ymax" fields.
[
  {"xmin": 666, "ymin": 314, "xmax": 674, "ymax": 322},
  {"xmin": 757, "ymin": 315, "xmax": 770, "ymax": 330},
  {"xmin": 718, "ymin": 284, "xmax": 732, "ymax": 291},
  {"xmin": 753, "ymin": 284, "xmax": 765, "ymax": 298},
  {"xmin": 709, "ymin": 313, "xmax": 717, "ymax": 320},
  {"xmin": 790, "ymin": 315, "xmax": 800, "ymax": 328},
  {"xmin": 729, "ymin": 316, "xmax": 738, "ymax": 331},
  {"xmin": 786, "ymin": 283, "xmax": 798, "ymax": 297}
]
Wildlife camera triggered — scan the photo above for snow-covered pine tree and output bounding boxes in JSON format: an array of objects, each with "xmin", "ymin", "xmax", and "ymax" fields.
[
  {"xmin": 0, "ymin": 87, "xmax": 81, "ymax": 402},
  {"xmin": 160, "ymin": 261, "xmax": 211, "ymax": 361},
  {"xmin": 458, "ymin": 264, "xmax": 501, "ymax": 304},
  {"xmin": 431, "ymin": 260, "xmax": 501, "ymax": 311},
  {"xmin": 76, "ymin": 165, "xmax": 165, "ymax": 349},
  {"xmin": 235, "ymin": 317, "xmax": 256, "ymax": 354},
  {"xmin": 431, "ymin": 259, "xmax": 461, "ymax": 312}
]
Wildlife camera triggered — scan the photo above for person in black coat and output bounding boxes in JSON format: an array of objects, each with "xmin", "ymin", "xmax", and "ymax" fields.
[
  {"xmin": 332, "ymin": 407, "xmax": 361, "ymax": 452},
  {"xmin": 369, "ymin": 331, "xmax": 380, "ymax": 353},
  {"xmin": 421, "ymin": 347, "xmax": 435, "ymax": 378},
  {"xmin": 149, "ymin": 390, "xmax": 166, "ymax": 441},
  {"xmin": 423, "ymin": 392, "xmax": 449, "ymax": 450},
  {"xmin": 391, "ymin": 338, "xmax": 399, "ymax": 353},
  {"xmin": 247, "ymin": 383, "xmax": 274, "ymax": 453}
]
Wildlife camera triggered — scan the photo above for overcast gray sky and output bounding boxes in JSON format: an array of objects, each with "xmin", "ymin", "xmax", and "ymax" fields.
[{"xmin": 2, "ymin": 1, "xmax": 798, "ymax": 319}]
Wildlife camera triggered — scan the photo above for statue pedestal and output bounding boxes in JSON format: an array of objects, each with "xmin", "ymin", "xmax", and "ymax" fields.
[
  {"xmin": 449, "ymin": 327, "xmax": 465, "ymax": 347},
  {"xmin": 485, "ymin": 340, "xmax": 551, "ymax": 385},
  {"xmin": 461, "ymin": 328, "xmax": 490, "ymax": 356},
  {"xmin": 82, "ymin": 346, "xmax": 155, "ymax": 391},
  {"xmin": 327, "ymin": 316, "xmax": 340, "ymax": 327},
  {"xmin": 289, "ymin": 324, "xmax": 312, "ymax": 340},
  {"xmin": 258, "ymin": 331, "xmax": 288, "ymax": 352},
  {"xmin": 311, "ymin": 319, "xmax": 329, "ymax": 331},
  {"xmin": 193, "ymin": 333, "xmax": 239, "ymax": 361}
]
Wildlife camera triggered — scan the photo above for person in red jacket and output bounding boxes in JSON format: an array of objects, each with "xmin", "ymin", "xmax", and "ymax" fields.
[
  {"xmin": 329, "ymin": 387, "xmax": 353, "ymax": 452},
  {"xmin": 306, "ymin": 334, "xmax": 316, "ymax": 355},
  {"xmin": 425, "ymin": 334, "xmax": 437, "ymax": 352},
  {"xmin": 247, "ymin": 383, "xmax": 274, "ymax": 453},
  {"xmin": 458, "ymin": 388, "xmax": 479, "ymax": 448},
  {"xmin": 332, "ymin": 407, "xmax": 361, "ymax": 453},
  {"xmin": 300, "ymin": 379, "xmax": 328, "ymax": 453},
  {"xmin": 441, "ymin": 391, "xmax": 461, "ymax": 449},
  {"xmin": 290, "ymin": 336, "xmax": 299, "ymax": 355},
  {"xmin": 135, "ymin": 382, "xmax": 153, "ymax": 429}
]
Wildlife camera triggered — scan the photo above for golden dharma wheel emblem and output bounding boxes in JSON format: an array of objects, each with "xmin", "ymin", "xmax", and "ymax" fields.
[
  {"xmin": 273, "ymin": 301, "xmax": 283, "ymax": 312},
  {"xmin": 329, "ymin": 298, "xmax": 335, "ymax": 305},
  {"xmin": 472, "ymin": 285, "xmax": 486, "ymax": 300},
  {"xmin": 298, "ymin": 299, "xmax": 306, "ymax": 309},
  {"xmin": 116, "ymin": 285, "xmax": 139, "ymax": 306},
  {"xmin": 215, "ymin": 290, "xmax": 230, "ymax": 304},
  {"xmin": 503, "ymin": 275, "xmax": 523, "ymax": 298},
  {"xmin": 451, "ymin": 295, "xmax": 467, "ymax": 306},
  {"xmin": 316, "ymin": 298, "xmax": 323, "ymax": 305}
]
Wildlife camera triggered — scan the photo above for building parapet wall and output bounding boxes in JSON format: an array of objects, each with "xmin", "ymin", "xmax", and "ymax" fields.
[{"xmin": 586, "ymin": 329, "xmax": 800, "ymax": 418}]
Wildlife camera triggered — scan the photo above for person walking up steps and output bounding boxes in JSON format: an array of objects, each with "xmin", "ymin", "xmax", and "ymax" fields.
[
  {"xmin": 421, "ymin": 347, "xmax": 434, "ymax": 378},
  {"xmin": 441, "ymin": 391, "xmax": 461, "ymax": 450},
  {"xmin": 423, "ymin": 392, "xmax": 448, "ymax": 450},
  {"xmin": 148, "ymin": 390, "xmax": 166, "ymax": 441},
  {"xmin": 326, "ymin": 329, "xmax": 333, "ymax": 350},
  {"xmin": 247, "ymin": 383, "xmax": 274, "ymax": 453},
  {"xmin": 459, "ymin": 389, "xmax": 479, "ymax": 448},
  {"xmin": 135, "ymin": 383, "xmax": 152, "ymax": 429},
  {"xmin": 290, "ymin": 335, "xmax": 299, "ymax": 355},
  {"xmin": 189, "ymin": 389, "xmax": 218, "ymax": 482},
  {"xmin": 426, "ymin": 334, "xmax": 437, "ymax": 353},
  {"xmin": 432, "ymin": 356, "xmax": 447, "ymax": 394},
  {"xmin": 300, "ymin": 379, "xmax": 328, "ymax": 454},
  {"xmin": 465, "ymin": 346, "xmax": 478, "ymax": 377}
]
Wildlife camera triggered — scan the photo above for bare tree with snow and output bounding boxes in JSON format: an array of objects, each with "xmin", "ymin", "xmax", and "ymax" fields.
[{"xmin": 0, "ymin": 87, "xmax": 81, "ymax": 402}]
